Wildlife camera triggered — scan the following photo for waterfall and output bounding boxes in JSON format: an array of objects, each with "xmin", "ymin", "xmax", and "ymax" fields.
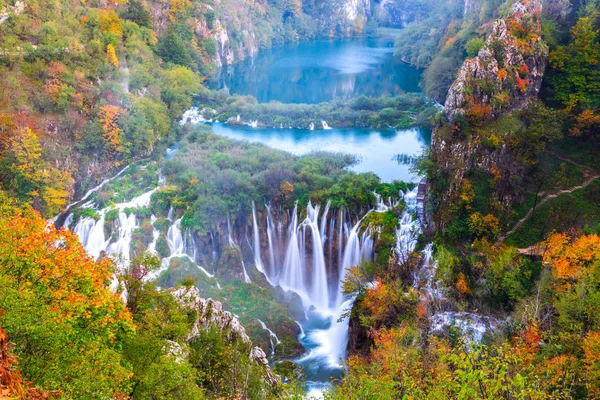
[
  {"xmin": 166, "ymin": 218, "xmax": 184, "ymax": 256},
  {"xmin": 258, "ymin": 319, "xmax": 281, "ymax": 355},
  {"xmin": 265, "ymin": 204, "xmax": 278, "ymax": 280},
  {"xmin": 304, "ymin": 202, "xmax": 329, "ymax": 310},
  {"xmin": 321, "ymin": 120, "xmax": 332, "ymax": 130},
  {"xmin": 279, "ymin": 204, "xmax": 305, "ymax": 298},
  {"xmin": 70, "ymin": 185, "xmax": 216, "ymax": 282},
  {"xmin": 319, "ymin": 200, "xmax": 331, "ymax": 244},
  {"xmin": 252, "ymin": 201, "xmax": 267, "ymax": 277},
  {"xmin": 228, "ymin": 216, "xmax": 251, "ymax": 283},
  {"xmin": 309, "ymin": 122, "xmax": 315, "ymax": 130}
]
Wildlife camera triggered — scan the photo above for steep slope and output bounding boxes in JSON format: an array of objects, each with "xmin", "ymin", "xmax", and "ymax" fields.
[
  {"xmin": 444, "ymin": 0, "xmax": 547, "ymax": 119},
  {"xmin": 427, "ymin": 0, "xmax": 556, "ymax": 235}
]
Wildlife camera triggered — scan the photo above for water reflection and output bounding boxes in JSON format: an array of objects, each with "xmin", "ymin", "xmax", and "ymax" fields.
[
  {"xmin": 209, "ymin": 123, "xmax": 431, "ymax": 182},
  {"xmin": 208, "ymin": 36, "xmax": 422, "ymax": 104}
]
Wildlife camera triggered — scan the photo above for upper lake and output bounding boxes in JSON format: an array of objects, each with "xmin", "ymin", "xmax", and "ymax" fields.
[
  {"xmin": 204, "ymin": 34, "xmax": 430, "ymax": 182},
  {"xmin": 208, "ymin": 35, "xmax": 422, "ymax": 104}
]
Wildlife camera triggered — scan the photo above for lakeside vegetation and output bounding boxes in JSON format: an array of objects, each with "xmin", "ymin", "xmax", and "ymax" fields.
[{"xmin": 194, "ymin": 91, "xmax": 440, "ymax": 130}]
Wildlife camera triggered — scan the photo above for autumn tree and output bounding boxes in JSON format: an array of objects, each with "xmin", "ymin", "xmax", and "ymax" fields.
[
  {"xmin": 98, "ymin": 104, "xmax": 127, "ymax": 160},
  {"xmin": 0, "ymin": 120, "xmax": 72, "ymax": 216},
  {"xmin": 0, "ymin": 203, "xmax": 134, "ymax": 397}
]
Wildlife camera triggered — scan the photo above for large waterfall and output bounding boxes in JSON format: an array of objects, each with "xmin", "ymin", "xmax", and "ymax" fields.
[{"xmin": 64, "ymin": 173, "xmax": 425, "ymax": 398}]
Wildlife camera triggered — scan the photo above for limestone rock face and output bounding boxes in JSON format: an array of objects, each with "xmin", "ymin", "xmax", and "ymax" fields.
[
  {"xmin": 172, "ymin": 287, "xmax": 279, "ymax": 386},
  {"xmin": 444, "ymin": 0, "xmax": 547, "ymax": 119},
  {"xmin": 428, "ymin": 0, "xmax": 549, "ymax": 233}
]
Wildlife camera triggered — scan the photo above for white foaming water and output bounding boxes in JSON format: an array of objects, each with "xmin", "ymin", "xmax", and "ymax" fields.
[
  {"xmin": 321, "ymin": 120, "xmax": 332, "ymax": 130},
  {"xmin": 258, "ymin": 319, "xmax": 281, "ymax": 355},
  {"xmin": 69, "ymin": 183, "xmax": 216, "ymax": 283}
]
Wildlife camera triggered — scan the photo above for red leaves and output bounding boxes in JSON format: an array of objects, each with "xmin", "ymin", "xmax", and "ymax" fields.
[{"xmin": 0, "ymin": 327, "xmax": 50, "ymax": 399}]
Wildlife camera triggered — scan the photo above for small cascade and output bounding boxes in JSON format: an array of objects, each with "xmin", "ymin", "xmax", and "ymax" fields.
[
  {"xmin": 395, "ymin": 188, "xmax": 420, "ymax": 265},
  {"xmin": 258, "ymin": 319, "xmax": 281, "ymax": 355},
  {"xmin": 374, "ymin": 192, "xmax": 389, "ymax": 212},
  {"xmin": 107, "ymin": 211, "xmax": 138, "ymax": 265},
  {"xmin": 147, "ymin": 215, "xmax": 160, "ymax": 255},
  {"xmin": 166, "ymin": 218, "xmax": 184, "ymax": 256},
  {"xmin": 309, "ymin": 122, "xmax": 315, "ymax": 130},
  {"xmin": 250, "ymin": 120, "xmax": 258, "ymax": 128},
  {"xmin": 321, "ymin": 120, "xmax": 332, "ymax": 130},
  {"xmin": 279, "ymin": 204, "xmax": 304, "ymax": 297},
  {"xmin": 319, "ymin": 200, "xmax": 331, "ymax": 244},
  {"xmin": 265, "ymin": 204, "xmax": 279, "ymax": 280}
]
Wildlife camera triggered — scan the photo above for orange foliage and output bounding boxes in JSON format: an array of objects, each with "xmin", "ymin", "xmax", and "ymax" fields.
[
  {"xmin": 520, "ymin": 323, "xmax": 542, "ymax": 353},
  {"xmin": 98, "ymin": 105, "xmax": 125, "ymax": 158},
  {"xmin": 445, "ymin": 37, "xmax": 456, "ymax": 47},
  {"xmin": 518, "ymin": 64, "xmax": 530, "ymax": 77},
  {"xmin": 497, "ymin": 68, "xmax": 508, "ymax": 80},
  {"xmin": 544, "ymin": 233, "xmax": 600, "ymax": 281},
  {"xmin": 0, "ymin": 327, "xmax": 50, "ymax": 399},
  {"xmin": 455, "ymin": 272, "xmax": 471, "ymax": 297},
  {"xmin": 45, "ymin": 62, "xmax": 67, "ymax": 104},
  {"xmin": 490, "ymin": 165, "xmax": 502, "ymax": 186},
  {"xmin": 467, "ymin": 103, "xmax": 493, "ymax": 121},
  {"xmin": 583, "ymin": 331, "xmax": 600, "ymax": 398},
  {"xmin": 569, "ymin": 109, "xmax": 600, "ymax": 137},
  {"xmin": 516, "ymin": 77, "xmax": 529, "ymax": 92},
  {"xmin": 0, "ymin": 210, "xmax": 134, "ymax": 342}
]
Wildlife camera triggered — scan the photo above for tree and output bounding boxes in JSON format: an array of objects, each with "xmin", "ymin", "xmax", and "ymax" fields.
[
  {"xmin": 160, "ymin": 66, "xmax": 202, "ymax": 118},
  {"xmin": 98, "ymin": 104, "xmax": 126, "ymax": 160},
  {"xmin": 122, "ymin": 97, "xmax": 170, "ymax": 155},
  {"xmin": 549, "ymin": 18, "xmax": 600, "ymax": 109},
  {"xmin": 121, "ymin": 0, "xmax": 152, "ymax": 28},
  {"xmin": 0, "ymin": 125, "xmax": 72, "ymax": 217},
  {"xmin": 0, "ymin": 205, "xmax": 134, "ymax": 397},
  {"xmin": 157, "ymin": 33, "xmax": 192, "ymax": 68},
  {"xmin": 465, "ymin": 37, "xmax": 484, "ymax": 57}
]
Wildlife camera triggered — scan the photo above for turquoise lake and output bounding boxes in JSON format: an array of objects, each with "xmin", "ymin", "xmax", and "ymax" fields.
[
  {"xmin": 208, "ymin": 36, "xmax": 422, "ymax": 104},
  {"xmin": 205, "ymin": 35, "xmax": 430, "ymax": 182}
]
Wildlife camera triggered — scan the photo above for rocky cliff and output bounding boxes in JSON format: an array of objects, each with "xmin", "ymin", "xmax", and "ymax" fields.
[
  {"xmin": 444, "ymin": 0, "xmax": 547, "ymax": 119},
  {"xmin": 429, "ymin": 0, "xmax": 550, "ymax": 232},
  {"xmin": 148, "ymin": 0, "xmax": 372, "ymax": 68},
  {"xmin": 172, "ymin": 286, "xmax": 280, "ymax": 386}
]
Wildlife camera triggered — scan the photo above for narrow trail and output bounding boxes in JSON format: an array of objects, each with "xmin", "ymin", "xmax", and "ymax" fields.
[{"xmin": 498, "ymin": 155, "xmax": 600, "ymax": 243}]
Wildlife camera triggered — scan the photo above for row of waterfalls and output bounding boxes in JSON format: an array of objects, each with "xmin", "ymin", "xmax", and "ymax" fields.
[{"xmin": 63, "ymin": 174, "xmax": 429, "ymax": 397}]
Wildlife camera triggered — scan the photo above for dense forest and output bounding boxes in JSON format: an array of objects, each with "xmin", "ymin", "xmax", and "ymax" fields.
[{"xmin": 1, "ymin": 0, "xmax": 600, "ymax": 398}]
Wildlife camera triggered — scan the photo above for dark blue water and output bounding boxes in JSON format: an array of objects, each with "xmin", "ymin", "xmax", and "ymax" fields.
[{"xmin": 208, "ymin": 36, "xmax": 422, "ymax": 104}]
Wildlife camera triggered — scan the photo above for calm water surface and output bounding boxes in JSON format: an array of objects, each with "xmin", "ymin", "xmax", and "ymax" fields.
[
  {"xmin": 208, "ymin": 36, "xmax": 421, "ymax": 104},
  {"xmin": 210, "ymin": 123, "xmax": 431, "ymax": 182}
]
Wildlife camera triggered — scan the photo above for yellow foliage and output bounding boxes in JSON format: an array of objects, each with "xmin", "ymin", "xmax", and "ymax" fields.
[
  {"xmin": 99, "ymin": 10, "xmax": 123, "ymax": 37},
  {"xmin": 98, "ymin": 105, "xmax": 125, "ymax": 158},
  {"xmin": 459, "ymin": 179, "xmax": 475, "ymax": 206},
  {"xmin": 106, "ymin": 44, "xmax": 119, "ymax": 67},
  {"xmin": 455, "ymin": 272, "xmax": 471, "ymax": 297}
]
